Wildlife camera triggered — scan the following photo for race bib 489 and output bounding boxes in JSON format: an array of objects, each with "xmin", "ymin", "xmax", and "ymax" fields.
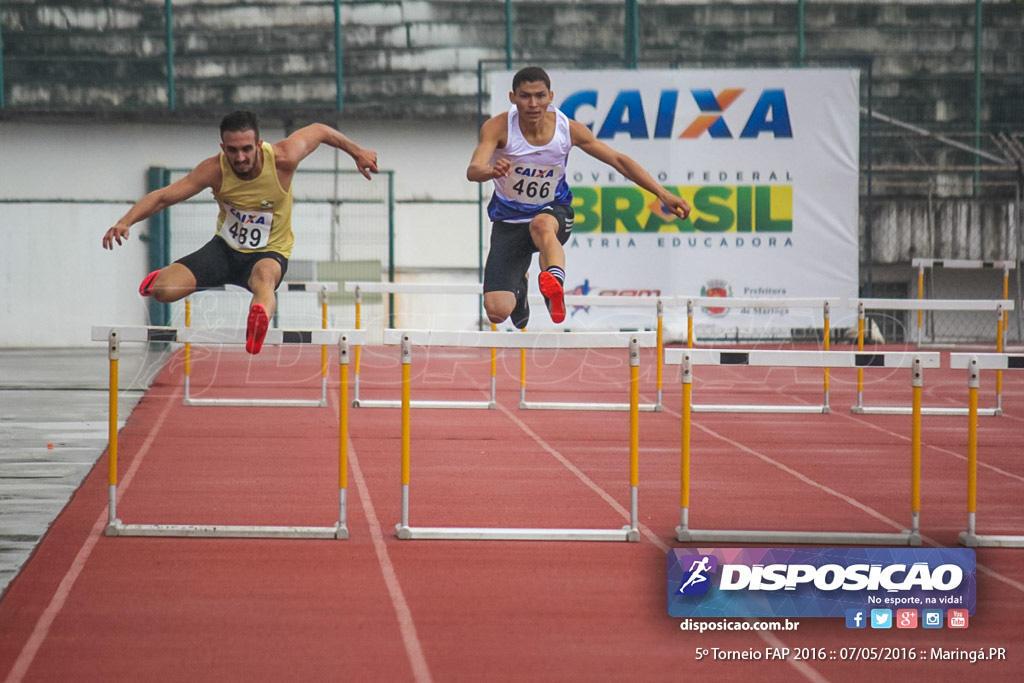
[{"xmin": 219, "ymin": 205, "xmax": 272, "ymax": 250}]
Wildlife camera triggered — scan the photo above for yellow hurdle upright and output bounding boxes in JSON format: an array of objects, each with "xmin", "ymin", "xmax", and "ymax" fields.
[
  {"xmin": 106, "ymin": 331, "xmax": 119, "ymax": 528},
  {"xmin": 95, "ymin": 326, "xmax": 362, "ymax": 539},
  {"xmin": 391, "ymin": 330, "xmax": 649, "ymax": 542},
  {"xmin": 669, "ymin": 348, "xmax": 936, "ymax": 546},
  {"xmin": 952, "ymin": 352, "xmax": 1024, "ymax": 548}
]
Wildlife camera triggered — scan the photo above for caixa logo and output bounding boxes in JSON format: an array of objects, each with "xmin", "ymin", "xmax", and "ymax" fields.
[
  {"xmin": 227, "ymin": 206, "xmax": 269, "ymax": 224},
  {"xmin": 561, "ymin": 88, "xmax": 792, "ymax": 140}
]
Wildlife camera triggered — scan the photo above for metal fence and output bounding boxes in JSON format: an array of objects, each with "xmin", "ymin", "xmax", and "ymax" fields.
[{"xmin": 2, "ymin": 1, "xmax": 1022, "ymax": 341}]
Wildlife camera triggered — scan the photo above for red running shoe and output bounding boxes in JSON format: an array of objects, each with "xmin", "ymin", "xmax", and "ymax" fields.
[
  {"xmin": 138, "ymin": 270, "xmax": 160, "ymax": 297},
  {"xmin": 246, "ymin": 304, "xmax": 269, "ymax": 355},
  {"xmin": 538, "ymin": 270, "xmax": 565, "ymax": 324}
]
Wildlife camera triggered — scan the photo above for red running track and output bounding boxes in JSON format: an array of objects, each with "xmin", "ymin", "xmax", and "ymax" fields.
[{"xmin": 1, "ymin": 342, "xmax": 1022, "ymax": 682}]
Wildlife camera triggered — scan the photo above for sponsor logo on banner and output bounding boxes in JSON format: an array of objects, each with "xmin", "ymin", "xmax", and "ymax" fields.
[
  {"xmin": 667, "ymin": 548, "xmax": 977, "ymax": 619},
  {"xmin": 701, "ymin": 280, "xmax": 731, "ymax": 316},
  {"xmin": 560, "ymin": 87, "xmax": 793, "ymax": 140},
  {"xmin": 490, "ymin": 69, "xmax": 861, "ymax": 333},
  {"xmin": 569, "ymin": 185, "xmax": 793, "ymax": 235},
  {"xmin": 564, "ymin": 280, "xmax": 662, "ymax": 320}
]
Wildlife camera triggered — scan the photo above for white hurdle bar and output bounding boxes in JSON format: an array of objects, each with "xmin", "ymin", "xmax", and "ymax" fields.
[
  {"xmin": 99, "ymin": 329, "xmax": 358, "ymax": 539},
  {"xmin": 950, "ymin": 353, "xmax": 1024, "ymax": 548},
  {"xmin": 850, "ymin": 298, "xmax": 1015, "ymax": 416},
  {"xmin": 667, "ymin": 297, "xmax": 843, "ymax": 413},
  {"xmin": 91, "ymin": 326, "xmax": 364, "ymax": 408},
  {"xmin": 520, "ymin": 295, "xmax": 664, "ymax": 411},
  {"xmin": 196, "ymin": 280, "xmax": 340, "ymax": 293},
  {"xmin": 182, "ymin": 282, "xmax": 337, "ymax": 407},
  {"xmin": 667, "ymin": 349, "xmax": 941, "ymax": 546},
  {"xmin": 345, "ymin": 281, "xmax": 496, "ymax": 409},
  {"xmin": 391, "ymin": 330, "xmax": 644, "ymax": 542}
]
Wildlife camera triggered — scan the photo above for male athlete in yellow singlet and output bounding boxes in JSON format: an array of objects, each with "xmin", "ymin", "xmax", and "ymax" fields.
[{"xmin": 102, "ymin": 110, "xmax": 378, "ymax": 354}]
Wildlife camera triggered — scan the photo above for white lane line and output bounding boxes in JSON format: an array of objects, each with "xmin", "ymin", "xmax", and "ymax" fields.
[
  {"xmin": 494, "ymin": 400, "xmax": 670, "ymax": 553},
  {"xmin": 4, "ymin": 387, "xmax": 179, "ymax": 683},
  {"xmin": 342, "ymin": 422, "xmax": 434, "ymax": 683}
]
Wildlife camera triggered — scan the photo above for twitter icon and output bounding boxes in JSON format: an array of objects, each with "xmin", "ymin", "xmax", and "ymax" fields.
[{"xmin": 870, "ymin": 609, "xmax": 893, "ymax": 629}]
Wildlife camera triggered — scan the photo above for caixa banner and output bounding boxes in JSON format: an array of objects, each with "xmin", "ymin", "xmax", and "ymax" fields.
[
  {"xmin": 488, "ymin": 69, "xmax": 860, "ymax": 336},
  {"xmin": 667, "ymin": 548, "xmax": 976, "ymax": 619}
]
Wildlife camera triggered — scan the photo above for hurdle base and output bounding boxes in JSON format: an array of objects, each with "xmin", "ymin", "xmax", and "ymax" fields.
[
  {"xmin": 674, "ymin": 526, "xmax": 922, "ymax": 547},
  {"xmin": 105, "ymin": 520, "xmax": 347, "ymax": 539},
  {"xmin": 395, "ymin": 524, "xmax": 639, "ymax": 542},
  {"xmin": 519, "ymin": 401, "xmax": 660, "ymax": 412},
  {"xmin": 691, "ymin": 404, "xmax": 829, "ymax": 414},
  {"xmin": 353, "ymin": 399, "xmax": 495, "ymax": 410},
  {"xmin": 958, "ymin": 531, "xmax": 1024, "ymax": 548},
  {"xmin": 851, "ymin": 405, "xmax": 1001, "ymax": 417}
]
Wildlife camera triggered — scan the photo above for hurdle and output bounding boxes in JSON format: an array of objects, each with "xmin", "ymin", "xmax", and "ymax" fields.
[
  {"xmin": 912, "ymin": 258, "xmax": 1015, "ymax": 345},
  {"xmin": 519, "ymin": 295, "xmax": 665, "ymax": 411},
  {"xmin": 389, "ymin": 329, "xmax": 645, "ymax": 541},
  {"xmin": 676, "ymin": 297, "xmax": 843, "ymax": 413},
  {"xmin": 181, "ymin": 282, "xmax": 338, "ymax": 407},
  {"xmin": 951, "ymin": 352, "xmax": 1024, "ymax": 548},
  {"xmin": 99, "ymin": 328, "xmax": 362, "ymax": 539},
  {"xmin": 94, "ymin": 325, "xmax": 336, "ymax": 408},
  {"xmin": 346, "ymin": 281, "xmax": 496, "ymax": 409},
  {"xmin": 666, "ymin": 348, "xmax": 941, "ymax": 546},
  {"xmin": 914, "ymin": 259, "xmax": 1017, "ymax": 414},
  {"xmin": 850, "ymin": 297, "xmax": 1015, "ymax": 415}
]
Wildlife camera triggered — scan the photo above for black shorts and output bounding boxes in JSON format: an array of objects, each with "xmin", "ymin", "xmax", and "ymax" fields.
[
  {"xmin": 483, "ymin": 204, "xmax": 573, "ymax": 294},
  {"xmin": 175, "ymin": 236, "xmax": 289, "ymax": 291}
]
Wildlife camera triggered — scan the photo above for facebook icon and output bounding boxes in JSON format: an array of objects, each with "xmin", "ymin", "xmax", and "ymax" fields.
[{"xmin": 845, "ymin": 609, "xmax": 867, "ymax": 629}]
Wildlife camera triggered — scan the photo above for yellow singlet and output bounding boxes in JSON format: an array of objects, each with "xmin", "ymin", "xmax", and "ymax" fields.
[{"xmin": 213, "ymin": 141, "xmax": 295, "ymax": 258}]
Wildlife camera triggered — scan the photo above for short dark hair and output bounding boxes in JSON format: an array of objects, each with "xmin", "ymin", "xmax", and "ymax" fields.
[
  {"xmin": 512, "ymin": 66, "xmax": 550, "ymax": 92},
  {"xmin": 219, "ymin": 110, "xmax": 260, "ymax": 141}
]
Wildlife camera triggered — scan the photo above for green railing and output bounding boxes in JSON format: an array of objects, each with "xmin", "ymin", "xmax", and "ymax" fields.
[{"xmin": 0, "ymin": 0, "xmax": 1000, "ymax": 135}]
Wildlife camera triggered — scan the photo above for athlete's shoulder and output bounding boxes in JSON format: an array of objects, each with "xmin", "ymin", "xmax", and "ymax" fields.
[
  {"xmin": 484, "ymin": 111, "xmax": 510, "ymax": 129},
  {"xmin": 567, "ymin": 117, "xmax": 596, "ymax": 147},
  {"xmin": 480, "ymin": 112, "xmax": 510, "ymax": 145},
  {"xmin": 190, "ymin": 154, "xmax": 224, "ymax": 187}
]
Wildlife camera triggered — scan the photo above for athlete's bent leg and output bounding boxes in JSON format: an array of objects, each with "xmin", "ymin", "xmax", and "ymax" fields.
[
  {"xmin": 247, "ymin": 258, "xmax": 282, "ymax": 319},
  {"xmin": 146, "ymin": 264, "xmax": 197, "ymax": 303},
  {"xmin": 529, "ymin": 214, "xmax": 564, "ymax": 272},
  {"xmin": 245, "ymin": 258, "xmax": 282, "ymax": 355},
  {"xmin": 484, "ymin": 290, "xmax": 516, "ymax": 325},
  {"xmin": 530, "ymin": 214, "xmax": 567, "ymax": 323}
]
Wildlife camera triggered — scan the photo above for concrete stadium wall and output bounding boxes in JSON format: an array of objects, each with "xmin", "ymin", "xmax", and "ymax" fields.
[{"xmin": 0, "ymin": 117, "xmax": 481, "ymax": 346}]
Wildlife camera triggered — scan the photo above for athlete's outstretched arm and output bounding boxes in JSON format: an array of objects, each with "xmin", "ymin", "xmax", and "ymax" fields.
[
  {"xmin": 570, "ymin": 120, "xmax": 691, "ymax": 220},
  {"xmin": 274, "ymin": 123, "xmax": 378, "ymax": 180},
  {"xmin": 102, "ymin": 157, "xmax": 219, "ymax": 250}
]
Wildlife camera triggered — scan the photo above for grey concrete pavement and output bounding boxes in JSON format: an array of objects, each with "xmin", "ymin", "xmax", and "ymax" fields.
[{"xmin": 0, "ymin": 347, "xmax": 168, "ymax": 597}]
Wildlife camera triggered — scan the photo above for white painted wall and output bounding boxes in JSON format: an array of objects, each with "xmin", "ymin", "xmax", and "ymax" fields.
[{"xmin": 0, "ymin": 118, "xmax": 484, "ymax": 346}]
